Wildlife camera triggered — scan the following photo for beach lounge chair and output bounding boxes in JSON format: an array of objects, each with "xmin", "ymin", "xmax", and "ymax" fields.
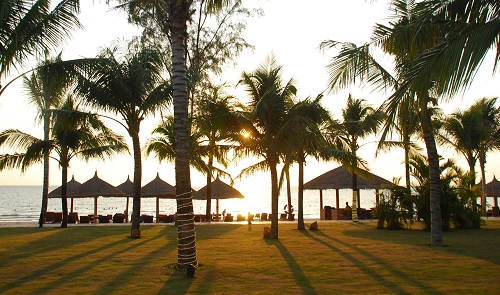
[
  {"xmin": 260, "ymin": 213, "xmax": 267, "ymax": 221},
  {"xmin": 113, "ymin": 213, "xmax": 125, "ymax": 223},
  {"xmin": 80, "ymin": 215, "xmax": 90, "ymax": 223},
  {"xmin": 68, "ymin": 212, "xmax": 79, "ymax": 223},
  {"xmin": 98, "ymin": 215, "xmax": 110, "ymax": 223},
  {"xmin": 280, "ymin": 213, "xmax": 287, "ymax": 221}
]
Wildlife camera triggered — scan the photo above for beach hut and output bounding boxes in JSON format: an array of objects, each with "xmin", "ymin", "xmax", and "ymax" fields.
[
  {"xmin": 484, "ymin": 175, "xmax": 500, "ymax": 216},
  {"xmin": 70, "ymin": 171, "xmax": 127, "ymax": 223},
  {"xmin": 303, "ymin": 165, "xmax": 393, "ymax": 220},
  {"xmin": 117, "ymin": 176, "xmax": 134, "ymax": 222},
  {"xmin": 193, "ymin": 177, "xmax": 245, "ymax": 221},
  {"xmin": 48, "ymin": 175, "xmax": 82, "ymax": 213},
  {"xmin": 141, "ymin": 173, "xmax": 177, "ymax": 222}
]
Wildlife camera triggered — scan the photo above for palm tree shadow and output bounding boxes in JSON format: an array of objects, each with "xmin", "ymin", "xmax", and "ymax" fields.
[
  {"xmin": 301, "ymin": 230, "xmax": 444, "ymax": 294},
  {"xmin": 264, "ymin": 238, "xmax": 318, "ymax": 295}
]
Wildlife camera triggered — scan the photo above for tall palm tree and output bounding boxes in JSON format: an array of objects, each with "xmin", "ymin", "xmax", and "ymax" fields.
[
  {"xmin": 0, "ymin": 96, "xmax": 127, "ymax": 227},
  {"xmin": 338, "ymin": 94, "xmax": 383, "ymax": 221},
  {"xmin": 194, "ymin": 84, "xmax": 243, "ymax": 221},
  {"xmin": 280, "ymin": 94, "xmax": 335, "ymax": 230},
  {"xmin": 74, "ymin": 44, "xmax": 171, "ymax": 238},
  {"xmin": 469, "ymin": 98, "xmax": 500, "ymax": 213},
  {"xmin": 23, "ymin": 54, "xmax": 72, "ymax": 227},
  {"xmin": 238, "ymin": 55, "xmax": 297, "ymax": 239},
  {"xmin": 322, "ymin": 0, "xmax": 451, "ymax": 246},
  {"xmin": 0, "ymin": 0, "xmax": 81, "ymax": 92},
  {"xmin": 120, "ymin": 0, "xmax": 234, "ymax": 269}
]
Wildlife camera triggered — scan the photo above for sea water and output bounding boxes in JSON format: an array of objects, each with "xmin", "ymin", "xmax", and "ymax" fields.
[{"xmin": 0, "ymin": 185, "xmax": 384, "ymax": 223}]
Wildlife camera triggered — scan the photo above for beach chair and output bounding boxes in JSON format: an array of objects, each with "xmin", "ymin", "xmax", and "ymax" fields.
[
  {"xmin": 280, "ymin": 213, "xmax": 287, "ymax": 221},
  {"xmin": 80, "ymin": 215, "xmax": 90, "ymax": 223},
  {"xmin": 143, "ymin": 215, "xmax": 154, "ymax": 223},
  {"xmin": 260, "ymin": 213, "xmax": 267, "ymax": 221},
  {"xmin": 68, "ymin": 212, "xmax": 79, "ymax": 223},
  {"xmin": 236, "ymin": 214, "xmax": 245, "ymax": 221},
  {"xmin": 98, "ymin": 215, "xmax": 110, "ymax": 223},
  {"xmin": 45, "ymin": 212, "xmax": 55, "ymax": 223},
  {"xmin": 224, "ymin": 214, "xmax": 233, "ymax": 222},
  {"xmin": 112, "ymin": 213, "xmax": 125, "ymax": 223}
]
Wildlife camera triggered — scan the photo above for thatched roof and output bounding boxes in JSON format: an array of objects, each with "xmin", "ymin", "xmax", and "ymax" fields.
[
  {"xmin": 71, "ymin": 171, "xmax": 126, "ymax": 197},
  {"xmin": 303, "ymin": 165, "xmax": 393, "ymax": 190},
  {"xmin": 117, "ymin": 175, "xmax": 134, "ymax": 197},
  {"xmin": 48, "ymin": 175, "xmax": 81, "ymax": 198},
  {"xmin": 141, "ymin": 172, "xmax": 176, "ymax": 198},
  {"xmin": 485, "ymin": 175, "xmax": 500, "ymax": 197},
  {"xmin": 193, "ymin": 177, "xmax": 245, "ymax": 200}
]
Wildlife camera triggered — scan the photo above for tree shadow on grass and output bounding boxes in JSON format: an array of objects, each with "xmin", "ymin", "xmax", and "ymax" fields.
[
  {"xmin": 159, "ymin": 223, "xmax": 245, "ymax": 294},
  {"xmin": 344, "ymin": 222, "xmax": 500, "ymax": 264},
  {"xmin": 264, "ymin": 238, "xmax": 319, "ymax": 295},
  {"xmin": 300, "ymin": 229, "xmax": 443, "ymax": 295}
]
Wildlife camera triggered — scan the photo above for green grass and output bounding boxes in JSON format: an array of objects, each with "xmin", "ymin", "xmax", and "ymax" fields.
[{"xmin": 1, "ymin": 220, "xmax": 499, "ymax": 294}]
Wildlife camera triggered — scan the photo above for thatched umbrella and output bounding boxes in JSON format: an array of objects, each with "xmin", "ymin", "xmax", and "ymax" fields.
[
  {"xmin": 193, "ymin": 177, "xmax": 245, "ymax": 220},
  {"xmin": 71, "ymin": 171, "xmax": 127, "ymax": 223},
  {"xmin": 141, "ymin": 172, "xmax": 176, "ymax": 222},
  {"xmin": 48, "ymin": 175, "xmax": 81, "ymax": 212},
  {"xmin": 117, "ymin": 175, "xmax": 134, "ymax": 222},
  {"xmin": 304, "ymin": 165, "xmax": 393, "ymax": 219},
  {"xmin": 484, "ymin": 175, "xmax": 500, "ymax": 216}
]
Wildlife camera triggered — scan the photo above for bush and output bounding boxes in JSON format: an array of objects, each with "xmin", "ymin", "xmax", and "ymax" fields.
[{"xmin": 374, "ymin": 185, "xmax": 413, "ymax": 230}]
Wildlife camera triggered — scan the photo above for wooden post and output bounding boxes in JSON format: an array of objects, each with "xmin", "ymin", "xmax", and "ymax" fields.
[
  {"xmin": 94, "ymin": 197, "xmax": 98, "ymax": 223},
  {"xmin": 156, "ymin": 197, "xmax": 160, "ymax": 223},
  {"xmin": 375, "ymin": 189, "xmax": 380, "ymax": 205},
  {"xmin": 336, "ymin": 189, "xmax": 340, "ymax": 209},
  {"xmin": 320, "ymin": 190, "xmax": 323, "ymax": 210}
]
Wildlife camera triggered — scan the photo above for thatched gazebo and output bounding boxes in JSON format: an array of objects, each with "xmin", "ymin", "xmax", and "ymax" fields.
[
  {"xmin": 48, "ymin": 175, "xmax": 82, "ymax": 213},
  {"xmin": 193, "ymin": 177, "xmax": 245, "ymax": 221},
  {"xmin": 141, "ymin": 172, "xmax": 176, "ymax": 222},
  {"xmin": 70, "ymin": 171, "xmax": 127, "ymax": 223},
  {"xmin": 484, "ymin": 175, "xmax": 500, "ymax": 216},
  {"xmin": 117, "ymin": 176, "xmax": 134, "ymax": 222},
  {"xmin": 304, "ymin": 165, "xmax": 393, "ymax": 219}
]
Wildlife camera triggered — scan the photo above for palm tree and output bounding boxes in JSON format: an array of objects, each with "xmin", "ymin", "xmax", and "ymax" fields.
[
  {"xmin": 337, "ymin": 95, "xmax": 383, "ymax": 221},
  {"xmin": 22, "ymin": 54, "xmax": 73, "ymax": 227},
  {"xmin": 0, "ymin": 96, "xmax": 127, "ymax": 227},
  {"xmin": 237, "ymin": 55, "xmax": 297, "ymax": 239},
  {"xmin": 74, "ymin": 44, "xmax": 171, "ymax": 238},
  {"xmin": 120, "ymin": 0, "xmax": 234, "ymax": 269},
  {"xmin": 321, "ymin": 0, "xmax": 451, "ymax": 246},
  {"xmin": 437, "ymin": 97, "xmax": 500, "ymax": 214},
  {"xmin": 0, "ymin": 0, "xmax": 81, "ymax": 92},
  {"xmin": 194, "ymin": 84, "xmax": 243, "ymax": 221},
  {"xmin": 280, "ymin": 94, "xmax": 335, "ymax": 229}
]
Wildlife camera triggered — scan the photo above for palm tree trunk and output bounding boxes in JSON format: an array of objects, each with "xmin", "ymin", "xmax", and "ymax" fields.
[
  {"xmin": 479, "ymin": 151, "xmax": 487, "ymax": 215},
  {"xmin": 285, "ymin": 168, "xmax": 292, "ymax": 220},
  {"xmin": 297, "ymin": 153, "xmax": 305, "ymax": 230},
  {"xmin": 39, "ymin": 111, "xmax": 51, "ymax": 227},
  {"xmin": 420, "ymin": 102, "xmax": 443, "ymax": 246},
  {"xmin": 170, "ymin": 0, "xmax": 197, "ymax": 270},
  {"xmin": 130, "ymin": 131, "xmax": 142, "ymax": 237},
  {"xmin": 351, "ymin": 139, "xmax": 358, "ymax": 221},
  {"xmin": 60, "ymin": 148, "xmax": 69, "ymax": 228},
  {"xmin": 270, "ymin": 154, "xmax": 279, "ymax": 239},
  {"xmin": 206, "ymin": 140, "xmax": 214, "ymax": 222}
]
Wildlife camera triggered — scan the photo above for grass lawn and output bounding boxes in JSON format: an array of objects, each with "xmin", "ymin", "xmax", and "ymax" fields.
[{"xmin": 0, "ymin": 220, "xmax": 499, "ymax": 294}]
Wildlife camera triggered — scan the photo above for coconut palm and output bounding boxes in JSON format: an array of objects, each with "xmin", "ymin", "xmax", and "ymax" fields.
[
  {"xmin": 237, "ymin": 55, "xmax": 298, "ymax": 239},
  {"xmin": 0, "ymin": 96, "xmax": 127, "ymax": 227},
  {"xmin": 0, "ymin": 0, "xmax": 81, "ymax": 91},
  {"xmin": 322, "ymin": 0, "xmax": 451, "ymax": 246},
  {"xmin": 194, "ymin": 84, "xmax": 244, "ymax": 221},
  {"xmin": 73, "ymin": 44, "xmax": 171, "ymax": 237},
  {"xmin": 119, "ymin": 0, "xmax": 235, "ymax": 269},
  {"xmin": 437, "ymin": 97, "xmax": 500, "ymax": 215},
  {"xmin": 23, "ymin": 54, "xmax": 73, "ymax": 227}
]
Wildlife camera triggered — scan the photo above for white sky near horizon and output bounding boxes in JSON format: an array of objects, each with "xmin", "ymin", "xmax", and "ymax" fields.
[{"xmin": 0, "ymin": 0, "xmax": 499, "ymax": 199}]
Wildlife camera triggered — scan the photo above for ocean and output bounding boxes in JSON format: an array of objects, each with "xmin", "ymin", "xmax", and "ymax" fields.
[{"xmin": 0, "ymin": 185, "xmax": 383, "ymax": 224}]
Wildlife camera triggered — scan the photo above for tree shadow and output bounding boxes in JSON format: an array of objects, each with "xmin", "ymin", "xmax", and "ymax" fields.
[
  {"xmin": 264, "ymin": 238, "xmax": 319, "ymax": 295},
  {"xmin": 299, "ymin": 229, "xmax": 444, "ymax": 294}
]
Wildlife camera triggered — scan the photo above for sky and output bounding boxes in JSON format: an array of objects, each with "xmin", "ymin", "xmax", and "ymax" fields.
[{"xmin": 0, "ymin": 0, "xmax": 499, "ymax": 195}]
